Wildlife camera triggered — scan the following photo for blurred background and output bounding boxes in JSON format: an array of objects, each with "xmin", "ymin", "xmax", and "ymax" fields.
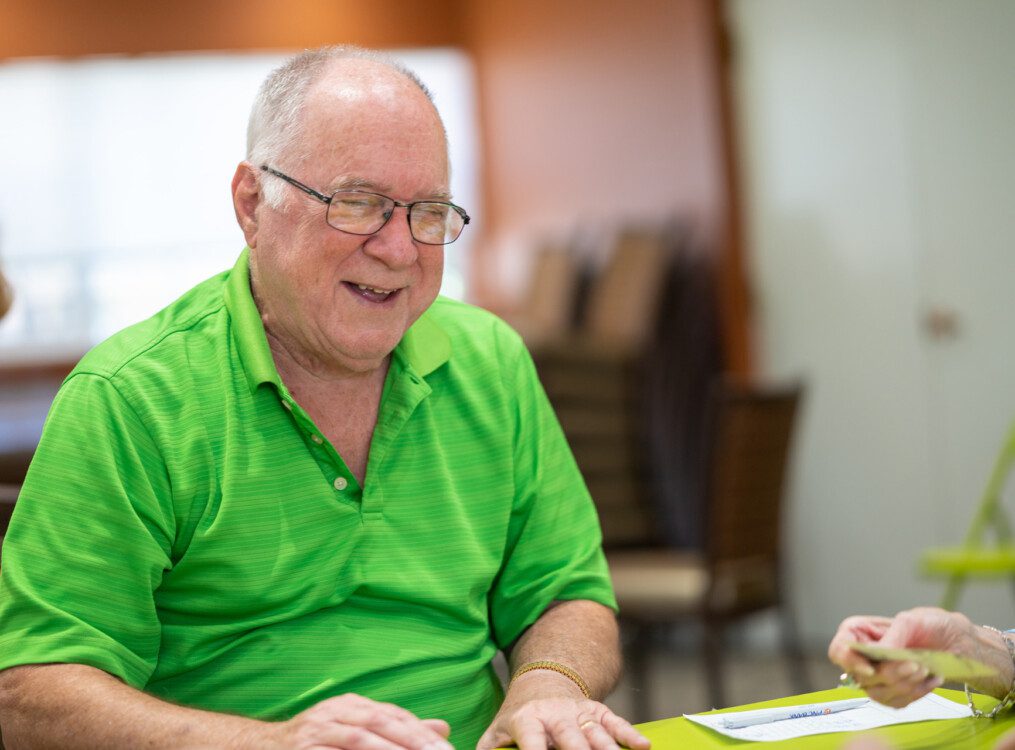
[{"xmin": 2, "ymin": 0, "xmax": 1015, "ymax": 721}]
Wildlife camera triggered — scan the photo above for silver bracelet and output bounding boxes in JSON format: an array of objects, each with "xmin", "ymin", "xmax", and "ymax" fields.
[{"xmin": 966, "ymin": 625, "xmax": 1015, "ymax": 719}]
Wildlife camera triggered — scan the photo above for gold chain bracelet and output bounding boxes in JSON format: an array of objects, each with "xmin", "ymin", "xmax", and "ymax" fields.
[
  {"xmin": 966, "ymin": 626, "xmax": 1015, "ymax": 718},
  {"xmin": 510, "ymin": 660, "xmax": 592, "ymax": 699}
]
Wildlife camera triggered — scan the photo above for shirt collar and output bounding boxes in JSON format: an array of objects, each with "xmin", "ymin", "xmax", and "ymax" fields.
[
  {"xmin": 224, "ymin": 248, "xmax": 451, "ymax": 393},
  {"xmin": 395, "ymin": 307, "xmax": 451, "ymax": 378},
  {"xmin": 225, "ymin": 248, "xmax": 280, "ymax": 393}
]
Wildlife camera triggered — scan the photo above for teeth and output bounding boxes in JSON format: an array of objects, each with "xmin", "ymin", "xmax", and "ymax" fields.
[{"xmin": 356, "ymin": 284, "xmax": 393, "ymax": 294}]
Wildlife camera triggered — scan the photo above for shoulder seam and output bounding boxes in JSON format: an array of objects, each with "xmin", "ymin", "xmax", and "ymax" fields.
[{"xmin": 78, "ymin": 303, "xmax": 227, "ymax": 381}]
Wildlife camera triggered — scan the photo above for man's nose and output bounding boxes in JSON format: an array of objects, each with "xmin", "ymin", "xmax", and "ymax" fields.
[{"xmin": 364, "ymin": 207, "xmax": 418, "ymax": 267}]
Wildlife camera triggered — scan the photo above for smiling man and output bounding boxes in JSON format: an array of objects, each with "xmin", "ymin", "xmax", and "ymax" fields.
[{"xmin": 0, "ymin": 47, "xmax": 649, "ymax": 750}]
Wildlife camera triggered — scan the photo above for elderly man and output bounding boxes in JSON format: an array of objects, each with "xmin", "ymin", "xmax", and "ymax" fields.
[{"xmin": 0, "ymin": 47, "xmax": 648, "ymax": 750}]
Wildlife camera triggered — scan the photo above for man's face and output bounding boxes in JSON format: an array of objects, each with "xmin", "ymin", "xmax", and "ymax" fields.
[{"xmin": 247, "ymin": 62, "xmax": 449, "ymax": 376}]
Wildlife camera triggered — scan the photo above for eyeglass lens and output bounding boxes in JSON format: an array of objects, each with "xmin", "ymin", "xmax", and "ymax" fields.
[{"xmin": 327, "ymin": 191, "xmax": 465, "ymax": 245}]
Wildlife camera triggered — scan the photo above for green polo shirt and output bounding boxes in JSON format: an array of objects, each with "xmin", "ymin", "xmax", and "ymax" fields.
[{"xmin": 0, "ymin": 250, "xmax": 615, "ymax": 749}]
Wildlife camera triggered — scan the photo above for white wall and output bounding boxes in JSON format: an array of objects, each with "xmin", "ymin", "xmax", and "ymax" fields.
[{"xmin": 729, "ymin": 0, "xmax": 1015, "ymax": 643}]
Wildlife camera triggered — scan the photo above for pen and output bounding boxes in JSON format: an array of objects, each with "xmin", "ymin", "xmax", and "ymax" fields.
[{"xmin": 722, "ymin": 698, "xmax": 870, "ymax": 729}]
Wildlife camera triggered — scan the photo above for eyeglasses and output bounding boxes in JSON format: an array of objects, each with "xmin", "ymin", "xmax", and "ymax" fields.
[{"xmin": 260, "ymin": 165, "xmax": 470, "ymax": 246}]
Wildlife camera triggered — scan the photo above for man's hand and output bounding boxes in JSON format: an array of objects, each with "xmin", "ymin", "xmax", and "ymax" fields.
[
  {"xmin": 256, "ymin": 693, "xmax": 453, "ymax": 750},
  {"xmin": 477, "ymin": 669, "xmax": 649, "ymax": 750},
  {"xmin": 828, "ymin": 607, "xmax": 990, "ymax": 708}
]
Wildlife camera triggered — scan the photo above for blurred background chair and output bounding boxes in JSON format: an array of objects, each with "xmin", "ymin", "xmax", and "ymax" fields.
[
  {"xmin": 606, "ymin": 379, "xmax": 808, "ymax": 718},
  {"xmin": 920, "ymin": 420, "xmax": 1015, "ymax": 609},
  {"xmin": 0, "ymin": 483, "xmax": 17, "ymax": 552},
  {"xmin": 500, "ymin": 242, "xmax": 582, "ymax": 350},
  {"xmin": 512, "ymin": 222, "xmax": 808, "ymax": 717},
  {"xmin": 530, "ymin": 224, "xmax": 678, "ymax": 549}
]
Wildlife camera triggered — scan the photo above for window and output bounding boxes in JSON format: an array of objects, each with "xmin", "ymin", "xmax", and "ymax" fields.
[{"xmin": 0, "ymin": 49, "xmax": 480, "ymax": 360}]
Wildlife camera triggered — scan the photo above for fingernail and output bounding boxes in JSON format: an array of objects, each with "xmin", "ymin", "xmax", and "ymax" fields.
[
  {"xmin": 905, "ymin": 661, "xmax": 929, "ymax": 682},
  {"xmin": 856, "ymin": 663, "xmax": 876, "ymax": 677}
]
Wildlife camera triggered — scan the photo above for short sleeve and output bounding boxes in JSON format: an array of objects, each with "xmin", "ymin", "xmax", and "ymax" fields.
[
  {"xmin": 488, "ymin": 342, "xmax": 617, "ymax": 649},
  {"xmin": 0, "ymin": 373, "xmax": 175, "ymax": 687}
]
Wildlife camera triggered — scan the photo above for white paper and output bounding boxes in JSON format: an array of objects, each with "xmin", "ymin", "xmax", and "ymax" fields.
[{"xmin": 684, "ymin": 693, "xmax": 970, "ymax": 742}]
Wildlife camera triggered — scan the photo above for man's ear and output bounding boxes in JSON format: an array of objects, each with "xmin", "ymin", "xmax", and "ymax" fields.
[{"xmin": 232, "ymin": 162, "xmax": 262, "ymax": 248}]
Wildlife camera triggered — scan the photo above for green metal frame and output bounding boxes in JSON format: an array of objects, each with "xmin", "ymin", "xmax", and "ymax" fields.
[{"xmin": 921, "ymin": 422, "xmax": 1015, "ymax": 610}]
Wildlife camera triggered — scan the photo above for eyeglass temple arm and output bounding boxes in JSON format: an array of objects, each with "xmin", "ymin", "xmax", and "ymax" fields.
[
  {"xmin": 259, "ymin": 165, "xmax": 332, "ymax": 204},
  {"xmin": 261, "ymin": 164, "xmax": 469, "ymax": 225}
]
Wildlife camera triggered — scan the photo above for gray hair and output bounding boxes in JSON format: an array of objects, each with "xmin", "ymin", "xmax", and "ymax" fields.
[{"xmin": 247, "ymin": 45, "xmax": 437, "ymax": 207}]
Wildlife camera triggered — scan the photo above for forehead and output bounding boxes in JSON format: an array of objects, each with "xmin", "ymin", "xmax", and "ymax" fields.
[{"xmin": 292, "ymin": 60, "xmax": 449, "ymax": 196}]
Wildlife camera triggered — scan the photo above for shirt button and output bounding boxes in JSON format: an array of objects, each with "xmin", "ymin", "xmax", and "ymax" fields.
[
  {"xmin": 333, "ymin": 477, "xmax": 348, "ymax": 491},
  {"xmin": 311, "ymin": 434, "xmax": 323, "ymax": 444}
]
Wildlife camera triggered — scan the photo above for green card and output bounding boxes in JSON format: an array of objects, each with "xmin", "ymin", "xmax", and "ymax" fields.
[{"xmin": 850, "ymin": 642, "xmax": 998, "ymax": 680}]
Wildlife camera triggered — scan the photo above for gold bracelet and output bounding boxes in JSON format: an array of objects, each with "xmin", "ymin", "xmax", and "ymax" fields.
[
  {"xmin": 966, "ymin": 625, "xmax": 1015, "ymax": 718},
  {"xmin": 510, "ymin": 660, "xmax": 591, "ymax": 698}
]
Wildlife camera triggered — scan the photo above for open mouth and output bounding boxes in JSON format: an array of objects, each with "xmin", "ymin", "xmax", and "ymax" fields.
[{"xmin": 344, "ymin": 281, "xmax": 400, "ymax": 303}]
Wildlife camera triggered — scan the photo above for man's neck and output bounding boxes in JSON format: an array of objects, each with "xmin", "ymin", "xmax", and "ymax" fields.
[{"xmin": 265, "ymin": 327, "xmax": 390, "ymax": 398}]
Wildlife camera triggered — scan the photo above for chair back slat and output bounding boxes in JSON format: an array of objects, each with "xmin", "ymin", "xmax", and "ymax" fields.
[
  {"xmin": 582, "ymin": 229, "xmax": 670, "ymax": 350},
  {"xmin": 705, "ymin": 382, "xmax": 803, "ymax": 568}
]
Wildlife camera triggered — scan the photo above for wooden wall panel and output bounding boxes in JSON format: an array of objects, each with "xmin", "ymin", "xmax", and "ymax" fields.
[{"xmin": 0, "ymin": 0, "xmax": 463, "ymax": 59}]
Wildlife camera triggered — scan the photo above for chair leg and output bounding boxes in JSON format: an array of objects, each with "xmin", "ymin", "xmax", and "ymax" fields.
[
  {"xmin": 942, "ymin": 575, "xmax": 965, "ymax": 611},
  {"xmin": 779, "ymin": 604, "xmax": 811, "ymax": 695},
  {"xmin": 622, "ymin": 621, "xmax": 653, "ymax": 724},
  {"xmin": 702, "ymin": 619, "xmax": 725, "ymax": 709}
]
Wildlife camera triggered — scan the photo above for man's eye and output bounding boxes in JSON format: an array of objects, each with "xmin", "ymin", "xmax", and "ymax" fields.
[{"xmin": 416, "ymin": 205, "xmax": 449, "ymax": 222}]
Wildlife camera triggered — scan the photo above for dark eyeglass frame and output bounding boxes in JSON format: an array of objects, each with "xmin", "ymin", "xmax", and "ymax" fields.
[{"xmin": 260, "ymin": 165, "xmax": 470, "ymax": 246}]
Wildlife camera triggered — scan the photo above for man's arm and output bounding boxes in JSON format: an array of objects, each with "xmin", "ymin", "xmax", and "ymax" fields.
[
  {"xmin": 477, "ymin": 600, "xmax": 650, "ymax": 750},
  {"xmin": 0, "ymin": 664, "xmax": 453, "ymax": 750}
]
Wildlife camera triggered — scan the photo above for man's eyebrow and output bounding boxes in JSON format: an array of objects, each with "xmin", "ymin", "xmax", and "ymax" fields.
[
  {"xmin": 329, "ymin": 176, "xmax": 453, "ymax": 202},
  {"xmin": 331, "ymin": 175, "xmax": 388, "ymax": 192}
]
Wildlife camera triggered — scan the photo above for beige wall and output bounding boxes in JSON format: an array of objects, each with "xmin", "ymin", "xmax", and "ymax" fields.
[
  {"xmin": 465, "ymin": 0, "xmax": 726, "ymax": 285},
  {"xmin": 463, "ymin": 0, "xmax": 748, "ymax": 370}
]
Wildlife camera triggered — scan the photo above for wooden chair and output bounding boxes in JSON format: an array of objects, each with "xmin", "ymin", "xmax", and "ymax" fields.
[
  {"xmin": 606, "ymin": 380, "xmax": 808, "ymax": 716},
  {"xmin": 580, "ymin": 227, "xmax": 671, "ymax": 353},
  {"xmin": 920, "ymin": 420, "xmax": 1015, "ymax": 609},
  {"xmin": 0, "ymin": 483, "xmax": 19, "ymax": 570},
  {"xmin": 501, "ymin": 243, "xmax": 583, "ymax": 349},
  {"xmin": 532, "ymin": 225, "xmax": 677, "ymax": 548}
]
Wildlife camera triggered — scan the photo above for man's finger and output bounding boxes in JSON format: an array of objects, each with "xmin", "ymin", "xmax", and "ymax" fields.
[
  {"xmin": 475, "ymin": 725, "xmax": 511, "ymax": 750},
  {"xmin": 366, "ymin": 712, "xmax": 454, "ymax": 750},
  {"xmin": 581, "ymin": 721, "xmax": 621, "ymax": 750},
  {"xmin": 512, "ymin": 717, "xmax": 550, "ymax": 750},
  {"xmin": 314, "ymin": 723, "xmax": 406, "ymax": 750},
  {"xmin": 601, "ymin": 710, "xmax": 651, "ymax": 749},
  {"xmin": 319, "ymin": 697, "xmax": 452, "ymax": 750},
  {"xmin": 421, "ymin": 718, "xmax": 451, "ymax": 737},
  {"xmin": 544, "ymin": 718, "xmax": 591, "ymax": 750}
]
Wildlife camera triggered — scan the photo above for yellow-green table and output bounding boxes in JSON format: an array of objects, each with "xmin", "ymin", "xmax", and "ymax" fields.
[{"xmin": 636, "ymin": 688, "xmax": 1015, "ymax": 749}]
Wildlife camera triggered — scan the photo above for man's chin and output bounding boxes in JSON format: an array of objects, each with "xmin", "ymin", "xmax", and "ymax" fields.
[{"xmin": 326, "ymin": 337, "xmax": 403, "ymax": 375}]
